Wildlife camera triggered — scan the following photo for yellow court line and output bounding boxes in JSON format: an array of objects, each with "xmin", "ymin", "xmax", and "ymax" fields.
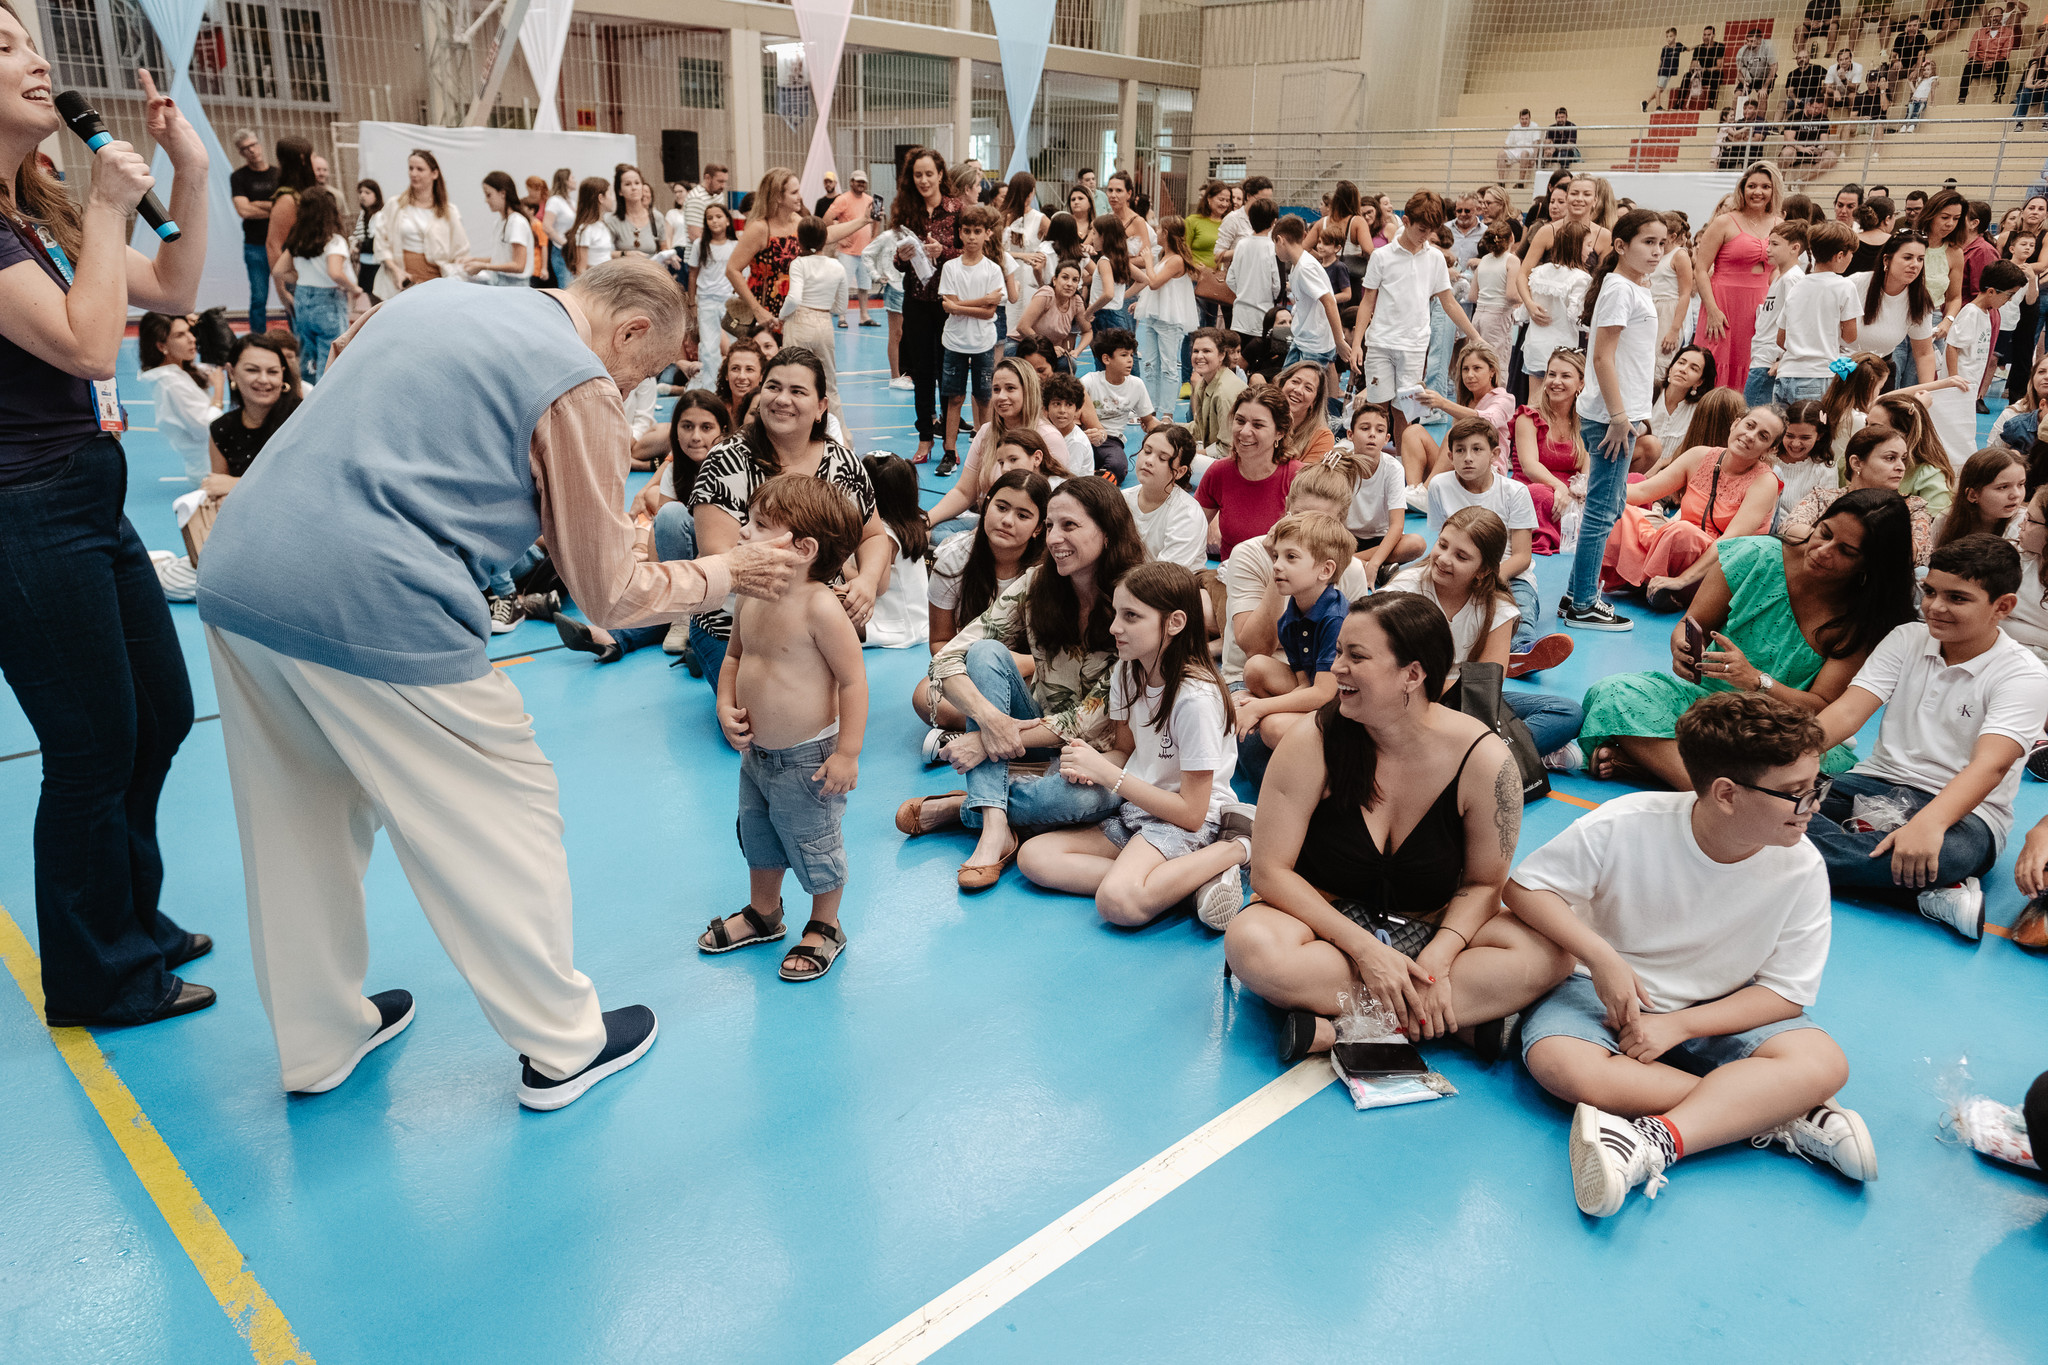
[{"xmin": 0, "ymin": 907, "xmax": 314, "ymax": 1364}]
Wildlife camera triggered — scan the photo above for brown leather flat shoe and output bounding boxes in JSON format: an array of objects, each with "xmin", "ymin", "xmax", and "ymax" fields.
[{"xmin": 896, "ymin": 790, "xmax": 966, "ymax": 837}]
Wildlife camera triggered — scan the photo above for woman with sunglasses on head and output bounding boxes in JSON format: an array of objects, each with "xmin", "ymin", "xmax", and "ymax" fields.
[{"xmin": 1575, "ymin": 489, "xmax": 1919, "ymax": 787}]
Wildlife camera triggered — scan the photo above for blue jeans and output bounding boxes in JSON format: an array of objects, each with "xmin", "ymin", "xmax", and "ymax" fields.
[
  {"xmin": 486, "ymin": 542, "xmax": 547, "ymax": 600},
  {"xmin": 1140, "ymin": 317, "xmax": 1188, "ymax": 421},
  {"xmin": 606, "ymin": 502, "xmax": 700, "ymax": 654},
  {"xmin": 1744, "ymin": 367, "xmax": 1777, "ymax": 406},
  {"xmin": 244, "ymin": 241, "xmax": 271, "ymax": 334},
  {"xmin": 549, "ymin": 243, "xmax": 570, "ymax": 288},
  {"xmin": 1568, "ymin": 417, "xmax": 1635, "ymax": 608},
  {"xmin": 292, "ymin": 287, "xmax": 347, "ymax": 383},
  {"xmin": 1424, "ymin": 297, "xmax": 1455, "ymax": 398},
  {"xmin": 1775, "ymin": 375, "xmax": 1830, "ymax": 403},
  {"xmin": 2016, "ymin": 87, "xmax": 2048, "ymax": 121},
  {"xmin": 1095, "ymin": 306, "xmax": 1138, "ymax": 375},
  {"xmin": 956, "ymin": 639, "xmax": 1125, "ymax": 828},
  {"xmin": 1505, "ymin": 688, "xmax": 1584, "ymax": 758},
  {"xmin": 1807, "ymin": 771, "xmax": 1998, "ymax": 893},
  {"xmin": 1509, "ymin": 574, "xmax": 1541, "ymax": 653},
  {"xmin": 0, "ymin": 436, "xmax": 197, "ymax": 1022}
]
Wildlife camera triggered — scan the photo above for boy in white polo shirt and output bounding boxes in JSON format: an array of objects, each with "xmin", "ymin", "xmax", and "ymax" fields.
[
  {"xmin": 1349, "ymin": 190, "xmax": 1485, "ymax": 423},
  {"xmin": 1772, "ymin": 219, "xmax": 1860, "ymax": 404},
  {"xmin": 1509, "ymin": 692, "xmax": 1875, "ymax": 1219},
  {"xmin": 1807, "ymin": 534, "xmax": 2048, "ymax": 939},
  {"xmin": 1810, "ymin": 532, "xmax": 2048, "ymax": 941},
  {"xmin": 1272, "ymin": 215, "xmax": 1350, "ymax": 396}
]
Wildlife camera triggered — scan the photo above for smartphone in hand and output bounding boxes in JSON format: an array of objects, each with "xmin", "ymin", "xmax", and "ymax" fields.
[{"xmin": 1681, "ymin": 614, "xmax": 1706, "ymax": 667}]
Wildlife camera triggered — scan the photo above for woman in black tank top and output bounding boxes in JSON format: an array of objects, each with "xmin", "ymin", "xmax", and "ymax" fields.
[{"xmin": 1222, "ymin": 595, "xmax": 1573, "ymax": 1063}]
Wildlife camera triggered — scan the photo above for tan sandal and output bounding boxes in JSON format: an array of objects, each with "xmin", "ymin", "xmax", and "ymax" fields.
[
  {"xmin": 896, "ymin": 790, "xmax": 966, "ymax": 837},
  {"xmin": 956, "ymin": 834, "xmax": 1020, "ymax": 892}
]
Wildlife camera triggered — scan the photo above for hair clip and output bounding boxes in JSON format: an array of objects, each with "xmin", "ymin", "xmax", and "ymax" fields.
[{"xmin": 1828, "ymin": 356, "xmax": 1859, "ymax": 379}]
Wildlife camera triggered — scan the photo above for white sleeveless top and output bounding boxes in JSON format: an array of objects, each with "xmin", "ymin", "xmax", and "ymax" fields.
[
  {"xmin": 1649, "ymin": 249, "xmax": 1680, "ymax": 309},
  {"xmin": 1475, "ymin": 253, "xmax": 1511, "ymax": 310},
  {"xmin": 1136, "ymin": 244, "xmax": 1199, "ymax": 329}
]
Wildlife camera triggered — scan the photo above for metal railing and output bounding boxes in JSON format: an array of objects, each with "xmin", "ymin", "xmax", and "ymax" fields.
[{"xmin": 1189, "ymin": 117, "xmax": 2048, "ymax": 209}]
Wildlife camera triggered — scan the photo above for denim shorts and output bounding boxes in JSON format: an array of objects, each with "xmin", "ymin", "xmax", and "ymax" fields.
[
  {"xmin": 942, "ymin": 345, "xmax": 994, "ymax": 400},
  {"xmin": 884, "ymin": 283, "xmax": 904, "ymax": 313},
  {"xmin": 1285, "ymin": 342, "xmax": 1337, "ymax": 368},
  {"xmin": 736, "ymin": 733, "xmax": 848, "ymax": 894},
  {"xmin": 1520, "ymin": 973, "xmax": 1824, "ymax": 1069},
  {"xmin": 1102, "ymin": 805, "xmax": 1218, "ymax": 860}
]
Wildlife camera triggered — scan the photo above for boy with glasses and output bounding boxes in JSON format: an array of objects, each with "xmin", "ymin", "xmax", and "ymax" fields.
[
  {"xmin": 1806, "ymin": 534, "xmax": 2048, "ymax": 939},
  {"xmin": 1507, "ymin": 699, "xmax": 1875, "ymax": 1219},
  {"xmin": 1508, "ymin": 691, "xmax": 1875, "ymax": 1219}
]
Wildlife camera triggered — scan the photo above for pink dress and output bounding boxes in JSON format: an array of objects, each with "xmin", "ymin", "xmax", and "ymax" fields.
[
  {"xmin": 1701, "ymin": 226, "xmax": 1773, "ymax": 385},
  {"xmin": 1511, "ymin": 404, "xmax": 1579, "ymax": 553},
  {"xmin": 1603, "ymin": 448, "xmax": 1777, "ymax": 590}
]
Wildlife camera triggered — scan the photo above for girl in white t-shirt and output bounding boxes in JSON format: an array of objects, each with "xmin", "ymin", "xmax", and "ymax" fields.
[
  {"xmin": 568, "ymin": 176, "xmax": 615, "ymax": 276},
  {"xmin": 861, "ymin": 455, "xmax": 931, "ymax": 649},
  {"xmin": 1016, "ymin": 562, "xmax": 1252, "ymax": 930},
  {"xmin": 1773, "ymin": 399, "xmax": 1837, "ymax": 522},
  {"xmin": 1123, "ymin": 426, "xmax": 1208, "ymax": 573},
  {"xmin": 684, "ymin": 203, "xmax": 738, "ymax": 390},
  {"xmin": 464, "ymin": 171, "xmax": 537, "ymax": 286}
]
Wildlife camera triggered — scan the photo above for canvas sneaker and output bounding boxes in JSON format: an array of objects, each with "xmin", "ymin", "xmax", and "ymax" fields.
[
  {"xmin": 487, "ymin": 594, "xmax": 523, "ymax": 634},
  {"xmin": 1750, "ymin": 1098, "xmax": 1878, "ymax": 1182},
  {"xmin": 922, "ymin": 727, "xmax": 963, "ymax": 767},
  {"xmin": 1195, "ymin": 804, "xmax": 1256, "ymax": 930},
  {"xmin": 1558, "ymin": 598, "xmax": 1632, "ymax": 632},
  {"xmin": 1568, "ymin": 1103, "xmax": 1669, "ymax": 1217},
  {"xmin": 890, "ymin": 374, "xmax": 914, "ymax": 390},
  {"xmin": 1917, "ymin": 877, "xmax": 1984, "ymax": 941}
]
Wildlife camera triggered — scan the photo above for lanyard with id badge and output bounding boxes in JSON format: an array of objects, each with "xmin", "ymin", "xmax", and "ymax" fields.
[{"xmin": 33, "ymin": 226, "xmax": 126, "ymax": 434}]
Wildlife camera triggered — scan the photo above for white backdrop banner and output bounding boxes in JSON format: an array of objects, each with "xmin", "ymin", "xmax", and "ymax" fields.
[
  {"xmin": 992, "ymin": 0, "xmax": 1056, "ymax": 178},
  {"xmin": 791, "ymin": 0, "xmax": 854, "ymax": 202},
  {"xmin": 518, "ymin": 0, "xmax": 578, "ymax": 134},
  {"xmin": 356, "ymin": 123, "xmax": 636, "ymax": 264},
  {"xmin": 130, "ymin": 0, "xmax": 250, "ymax": 314},
  {"xmin": 1601, "ymin": 172, "xmax": 1743, "ymax": 232}
]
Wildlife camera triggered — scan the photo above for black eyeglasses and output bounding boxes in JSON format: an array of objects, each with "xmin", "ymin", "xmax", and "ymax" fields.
[{"xmin": 1728, "ymin": 775, "xmax": 1833, "ymax": 816}]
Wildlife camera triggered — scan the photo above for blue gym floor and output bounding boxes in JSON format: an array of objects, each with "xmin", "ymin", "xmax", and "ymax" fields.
[{"xmin": 2, "ymin": 323, "xmax": 2044, "ymax": 1365}]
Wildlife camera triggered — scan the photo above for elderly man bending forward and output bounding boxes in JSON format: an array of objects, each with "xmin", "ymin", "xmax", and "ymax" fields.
[{"xmin": 196, "ymin": 259, "xmax": 798, "ymax": 1110}]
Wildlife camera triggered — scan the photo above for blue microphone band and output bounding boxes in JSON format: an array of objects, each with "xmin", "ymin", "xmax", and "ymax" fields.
[
  {"xmin": 84, "ymin": 131, "xmax": 111, "ymax": 152},
  {"xmin": 154, "ymin": 220, "xmax": 181, "ymax": 241}
]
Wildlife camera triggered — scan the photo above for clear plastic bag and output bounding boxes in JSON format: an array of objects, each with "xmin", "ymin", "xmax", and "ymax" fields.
[
  {"xmin": 1937, "ymin": 1060, "xmax": 2037, "ymax": 1169},
  {"xmin": 1849, "ymin": 791, "xmax": 1916, "ymax": 834},
  {"xmin": 1328, "ymin": 990, "xmax": 1458, "ymax": 1111},
  {"xmin": 1557, "ymin": 495, "xmax": 1584, "ymax": 557}
]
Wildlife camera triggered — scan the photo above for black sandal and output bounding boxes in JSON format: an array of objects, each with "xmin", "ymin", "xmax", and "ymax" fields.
[
  {"xmin": 698, "ymin": 903, "xmax": 785, "ymax": 954},
  {"xmin": 556, "ymin": 615, "xmax": 624, "ymax": 664},
  {"xmin": 1277, "ymin": 1009, "xmax": 1321, "ymax": 1064},
  {"xmin": 779, "ymin": 920, "xmax": 847, "ymax": 982}
]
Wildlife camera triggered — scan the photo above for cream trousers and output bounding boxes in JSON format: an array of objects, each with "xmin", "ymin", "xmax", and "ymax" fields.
[{"xmin": 206, "ymin": 627, "xmax": 606, "ymax": 1092}]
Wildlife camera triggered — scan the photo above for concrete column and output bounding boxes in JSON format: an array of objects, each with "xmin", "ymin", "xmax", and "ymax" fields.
[
  {"xmin": 953, "ymin": 56, "xmax": 973, "ymax": 168},
  {"xmin": 1117, "ymin": 79, "xmax": 1138, "ymax": 179},
  {"xmin": 729, "ymin": 27, "xmax": 766, "ymax": 189}
]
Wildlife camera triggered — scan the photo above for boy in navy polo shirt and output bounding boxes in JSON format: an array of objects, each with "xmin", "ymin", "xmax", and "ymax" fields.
[{"xmin": 1237, "ymin": 511, "xmax": 1353, "ymax": 749}]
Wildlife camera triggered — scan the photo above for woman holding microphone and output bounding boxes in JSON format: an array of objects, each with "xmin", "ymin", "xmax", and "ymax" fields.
[{"xmin": 0, "ymin": 7, "xmax": 214, "ymax": 1026}]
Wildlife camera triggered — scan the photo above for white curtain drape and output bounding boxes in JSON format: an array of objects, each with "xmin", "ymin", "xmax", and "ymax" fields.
[
  {"xmin": 518, "ymin": 0, "xmax": 579, "ymax": 134},
  {"xmin": 790, "ymin": 0, "xmax": 854, "ymax": 202},
  {"xmin": 131, "ymin": 0, "xmax": 252, "ymax": 312},
  {"xmin": 993, "ymin": 0, "xmax": 1056, "ymax": 178}
]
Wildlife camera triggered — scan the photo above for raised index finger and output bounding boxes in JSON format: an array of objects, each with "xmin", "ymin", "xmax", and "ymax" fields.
[{"xmin": 136, "ymin": 69, "xmax": 162, "ymax": 104}]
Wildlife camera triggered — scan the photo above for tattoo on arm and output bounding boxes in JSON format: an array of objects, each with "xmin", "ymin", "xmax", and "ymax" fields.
[{"xmin": 1493, "ymin": 758, "xmax": 1522, "ymax": 858}]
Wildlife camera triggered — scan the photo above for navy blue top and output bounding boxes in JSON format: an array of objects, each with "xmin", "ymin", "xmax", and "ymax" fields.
[
  {"xmin": 1278, "ymin": 585, "xmax": 1349, "ymax": 676},
  {"xmin": 0, "ymin": 219, "xmax": 101, "ymax": 484}
]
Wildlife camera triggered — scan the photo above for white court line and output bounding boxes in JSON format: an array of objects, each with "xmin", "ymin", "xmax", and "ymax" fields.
[{"xmin": 835, "ymin": 1060, "xmax": 1334, "ymax": 1364}]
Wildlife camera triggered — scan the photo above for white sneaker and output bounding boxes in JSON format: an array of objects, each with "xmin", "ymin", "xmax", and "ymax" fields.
[
  {"xmin": 1404, "ymin": 483, "xmax": 1430, "ymax": 513},
  {"xmin": 1917, "ymin": 877, "xmax": 1984, "ymax": 941},
  {"xmin": 921, "ymin": 726, "xmax": 962, "ymax": 767},
  {"xmin": 889, "ymin": 374, "xmax": 914, "ymax": 390},
  {"xmin": 1542, "ymin": 739, "xmax": 1584, "ymax": 772},
  {"xmin": 1195, "ymin": 805, "xmax": 1256, "ymax": 929},
  {"xmin": 661, "ymin": 620, "xmax": 690, "ymax": 655},
  {"xmin": 1568, "ymin": 1103, "xmax": 1669, "ymax": 1217},
  {"xmin": 1750, "ymin": 1098, "xmax": 1879, "ymax": 1183}
]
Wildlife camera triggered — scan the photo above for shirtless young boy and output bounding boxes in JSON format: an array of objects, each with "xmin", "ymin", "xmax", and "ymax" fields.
[{"xmin": 700, "ymin": 475, "xmax": 869, "ymax": 982}]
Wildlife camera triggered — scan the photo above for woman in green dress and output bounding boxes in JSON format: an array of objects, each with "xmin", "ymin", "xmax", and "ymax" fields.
[{"xmin": 1578, "ymin": 490, "xmax": 1919, "ymax": 788}]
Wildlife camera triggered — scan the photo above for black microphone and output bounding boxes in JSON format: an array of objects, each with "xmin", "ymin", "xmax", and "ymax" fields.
[{"xmin": 54, "ymin": 90, "xmax": 180, "ymax": 243}]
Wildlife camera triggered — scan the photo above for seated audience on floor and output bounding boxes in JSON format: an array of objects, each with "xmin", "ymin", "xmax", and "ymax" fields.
[
  {"xmin": 917, "ymin": 470, "xmax": 1051, "ymax": 738},
  {"xmin": 1807, "ymin": 535, "xmax": 2048, "ymax": 941},
  {"xmin": 1787, "ymin": 425, "xmax": 1939, "ymax": 565},
  {"xmin": 1411, "ymin": 342, "xmax": 1514, "ymax": 481},
  {"xmin": 899, "ymin": 478, "xmax": 1146, "ymax": 890},
  {"xmin": 701, "ymin": 474, "xmax": 869, "ymax": 983},
  {"xmin": 1634, "ymin": 346, "xmax": 1717, "ymax": 474},
  {"xmin": 1383, "ymin": 506, "xmax": 1581, "ymax": 760},
  {"xmin": 1017, "ymin": 562, "xmax": 1255, "ymax": 929},
  {"xmin": 1602, "ymin": 402, "xmax": 1787, "ymax": 614},
  {"xmin": 862, "ymin": 454, "xmax": 932, "ymax": 649},
  {"xmin": 139, "ymin": 311, "xmax": 223, "ymax": 484},
  {"xmin": 1224, "ymin": 592, "xmax": 1567, "ymax": 1063},
  {"xmin": 1082, "ymin": 327, "xmax": 1155, "ymax": 482},
  {"xmin": 205, "ymin": 332, "xmax": 303, "ymax": 502},
  {"xmin": 1508, "ymin": 691, "xmax": 1875, "ymax": 1220},
  {"xmin": 1268, "ymin": 361, "xmax": 1337, "ymax": 466},
  {"xmin": 1424, "ymin": 416, "xmax": 1544, "ymax": 657},
  {"xmin": 1329, "ymin": 404, "xmax": 1425, "ymax": 581},
  {"xmin": 1124, "ymin": 425, "xmax": 1208, "ymax": 574},
  {"xmin": 1235, "ymin": 511, "xmax": 1353, "ymax": 750},
  {"xmin": 924, "ymin": 358, "xmax": 1070, "ymax": 538},
  {"xmin": 1198, "ymin": 387, "xmax": 1300, "ymax": 561},
  {"xmin": 1933, "ymin": 447, "xmax": 2028, "ymax": 550},
  {"xmin": 1774, "ymin": 399, "xmax": 1837, "ymax": 521},
  {"xmin": 1578, "ymin": 492, "xmax": 1919, "ymax": 788},
  {"xmin": 1036, "ymin": 370, "xmax": 1101, "ymax": 476}
]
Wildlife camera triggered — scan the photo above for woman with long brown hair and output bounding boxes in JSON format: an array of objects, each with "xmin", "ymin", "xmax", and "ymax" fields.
[
  {"xmin": 261, "ymin": 135, "xmax": 316, "ymax": 281},
  {"xmin": 373, "ymin": 147, "xmax": 469, "ymax": 293},
  {"xmin": 0, "ymin": 6, "xmax": 218, "ymax": 1025},
  {"xmin": 727, "ymin": 165, "xmax": 867, "ymax": 337},
  {"xmin": 889, "ymin": 147, "xmax": 966, "ymax": 465}
]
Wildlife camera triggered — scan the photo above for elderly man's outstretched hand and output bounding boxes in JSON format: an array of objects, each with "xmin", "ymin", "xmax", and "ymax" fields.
[{"xmin": 728, "ymin": 531, "xmax": 801, "ymax": 599}]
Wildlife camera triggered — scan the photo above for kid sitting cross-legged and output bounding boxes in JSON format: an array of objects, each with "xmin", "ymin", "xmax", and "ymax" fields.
[
  {"xmin": 1018, "ymin": 562, "xmax": 1254, "ymax": 930},
  {"xmin": 1425, "ymin": 414, "xmax": 1545, "ymax": 658},
  {"xmin": 1507, "ymin": 691, "xmax": 1877, "ymax": 1219},
  {"xmin": 1237, "ymin": 511, "xmax": 1353, "ymax": 748},
  {"xmin": 701, "ymin": 476, "xmax": 870, "ymax": 982}
]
